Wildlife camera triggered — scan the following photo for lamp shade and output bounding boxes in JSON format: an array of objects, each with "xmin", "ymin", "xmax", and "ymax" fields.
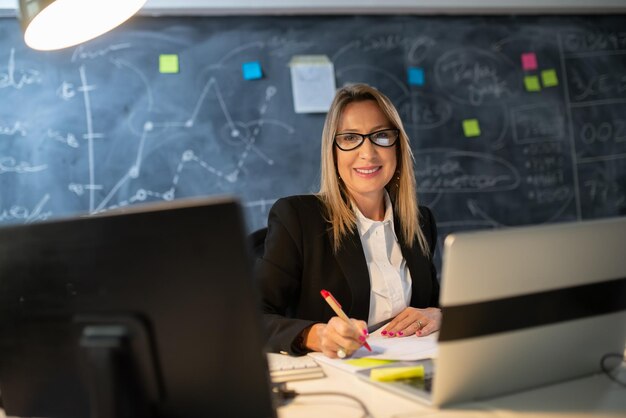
[{"xmin": 19, "ymin": 0, "xmax": 147, "ymax": 51}]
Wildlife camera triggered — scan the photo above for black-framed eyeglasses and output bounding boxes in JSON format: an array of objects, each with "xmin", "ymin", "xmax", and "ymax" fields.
[{"xmin": 334, "ymin": 129, "xmax": 399, "ymax": 151}]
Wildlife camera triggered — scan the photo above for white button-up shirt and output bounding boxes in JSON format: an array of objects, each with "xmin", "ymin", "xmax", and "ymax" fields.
[{"xmin": 353, "ymin": 192, "xmax": 412, "ymax": 326}]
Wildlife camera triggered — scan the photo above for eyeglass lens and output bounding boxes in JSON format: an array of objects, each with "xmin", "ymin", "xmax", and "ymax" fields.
[{"xmin": 334, "ymin": 129, "xmax": 398, "ymax": 150}]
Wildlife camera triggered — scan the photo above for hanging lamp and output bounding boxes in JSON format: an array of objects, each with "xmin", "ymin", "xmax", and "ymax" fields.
[{"xmin": 19, "ymin": 0, "xmax": 147, "ymax": 51}]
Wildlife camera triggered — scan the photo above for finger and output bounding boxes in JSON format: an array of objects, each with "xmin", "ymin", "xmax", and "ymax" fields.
[
  {"xmin": 321, "ymin": 346, "xmax": 339, "ymax": 358},
  {"xmin": 381, "ymin": 316, "xmax": 407, "ymax": 336},
  {"xmin": 383, "ymin": 313, "xmax": 418, "ymax": 337},
  {"xmin": 333, "ymin": 333, "xmax": 363, "ymax": 352},
  {"xmin": 326, "ymin": 318, "xmax": 364, "ymax": 352},
  {"xmin": 416, "ymin": 320, "xmax": 436, "ymax": 336},
  {"xmin": 319, "ymin": 329, "xmax": 351, "ymax": 357},
  {"xmin": 351, "ymin": 319, "xmax": 369, "ymax": 336},
  {"xmin": 328, "ymin": 317, "xmax": 361, "ymax": 339},
  {"xmin": 395, "ymin": 319, "xmax": 421, "ymax": 338}
]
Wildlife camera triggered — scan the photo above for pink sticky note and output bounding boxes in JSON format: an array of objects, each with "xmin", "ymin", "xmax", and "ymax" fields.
[{"xmin": 521, "ymin": 52, "xmax": 538, "ymax": 71}]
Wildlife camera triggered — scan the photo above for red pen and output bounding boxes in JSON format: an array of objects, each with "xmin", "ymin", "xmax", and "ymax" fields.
[{"xmin": 320, "ymin": 289, "xmax": 372, "ymax": 352}]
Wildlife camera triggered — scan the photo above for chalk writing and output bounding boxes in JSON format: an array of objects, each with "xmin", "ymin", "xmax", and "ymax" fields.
[
  {"xmin": 398, "ymin": 93, "xmax": 452, "ymax": 130},
  {"xmin": 0, "ymin": 194, "xmax": 51, "ymax": 223},
  {"xmin": 415, "ymin": 150, "xmax": 520, "ymax": 193},
  {"xmin": 435, "ymin": 48, "xmax": 516, "ymax": 105},
  {"xmin": 511, "ymin": 104, "xmax": 564, "ymax": 144},
  {"xmin": 71, "ymin": 43, "xmax": 132, "ymax": 62},
  {"xmin": 562, "ymin": 30, "xmax": 626, "ymax": 54},
  {"xmin": 0, "ymin": 157, "xmax": 47, "ymax": 174},
  {"xmin": 569, "ymin": 70, "xmax": 626, "ymax": 102},
  {"xmin": 0, "ymin": 121, "xmax": 27, "ymax": 137},
  {"xmin": 0, "ymin": 49, "xmax": 41, "ymax": 89},
  {"xmin": 48, "ymin": 129, "xmax": 79, "ymax": 148}
]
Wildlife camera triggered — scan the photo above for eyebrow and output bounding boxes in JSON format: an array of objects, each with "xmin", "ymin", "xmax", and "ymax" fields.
[{"xmin": 337, "ymin": 125, "xmax": 393, "ymax": 134}]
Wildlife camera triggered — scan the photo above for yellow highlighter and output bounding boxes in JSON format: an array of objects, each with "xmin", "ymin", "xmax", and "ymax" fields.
[{"xmin": 370, "ymin": 365, "xmax": 425, "ymax": 382}]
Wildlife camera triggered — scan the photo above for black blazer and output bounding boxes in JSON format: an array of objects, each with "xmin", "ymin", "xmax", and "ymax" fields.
[{"xmin": 255, "ymin": 194, "xmax": 439, "ymax": 354}]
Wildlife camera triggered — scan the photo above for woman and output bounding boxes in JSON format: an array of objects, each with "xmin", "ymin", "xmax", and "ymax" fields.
[{"xmin": 255, "ymin": 83, "xmax": 440, "ymax": 358}]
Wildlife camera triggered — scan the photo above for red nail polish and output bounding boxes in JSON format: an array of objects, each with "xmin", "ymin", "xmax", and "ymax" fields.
[
  {"xmin": 398, "ymin": 331, "xmax": 404, "ymax": 336},
  {"xmin": 388, "ymin": 332, "xmax": 395, "ymax": 337},
  {"xmin": 362, "ymin": 329, "xmax": 368, "ymax": 336},
  {"xmin": 417, "ymin": 330, "xmax": 422, "ymax": 336},
  {"xmin": 381, "ymin": 330, "xmax": 387, "ymax": 335},
  {"xmin": 359, "ymin": 335, "xmax": 366, "ymax": 342}
]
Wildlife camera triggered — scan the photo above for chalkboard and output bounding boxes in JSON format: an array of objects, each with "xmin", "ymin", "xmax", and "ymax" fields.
[{"xmin": 1, "ymin": 15, "xmax": 625, "ymax": 268}]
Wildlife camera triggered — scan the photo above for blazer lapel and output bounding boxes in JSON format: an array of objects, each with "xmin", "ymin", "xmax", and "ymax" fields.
[{"xmin": 331, "ymin": 228, "xmax": 370, "ymax": 321}]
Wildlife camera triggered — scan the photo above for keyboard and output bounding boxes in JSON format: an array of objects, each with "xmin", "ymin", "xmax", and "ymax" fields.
[{"xmin": 266, "ymin": 353, "xmax": 325, "ymax": 382}]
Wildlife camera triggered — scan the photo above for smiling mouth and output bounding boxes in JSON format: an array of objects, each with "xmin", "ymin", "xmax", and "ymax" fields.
[{"xmin": 355, "ymin": 167, "xmax": 381, "ymax": 174}]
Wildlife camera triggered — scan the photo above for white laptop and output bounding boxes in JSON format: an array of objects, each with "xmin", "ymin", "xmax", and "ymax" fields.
[{"xmin": 357, "ymin": 216, "xmax": 626, "ymax": 407}]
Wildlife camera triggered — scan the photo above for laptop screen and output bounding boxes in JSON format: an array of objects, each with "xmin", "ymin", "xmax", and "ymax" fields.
[
  {"xmin": 0, "ymin": 197, "xmax": 276, "ymax": 418},
  {"xmin": 433, "ymin": 216, "xmax": 626, "ymax": 406}
]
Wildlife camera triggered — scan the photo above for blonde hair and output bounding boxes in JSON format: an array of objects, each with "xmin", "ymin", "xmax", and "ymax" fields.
[{"xmin": 318, "ymin": 83, "xmax": 430, "ymax": 256}]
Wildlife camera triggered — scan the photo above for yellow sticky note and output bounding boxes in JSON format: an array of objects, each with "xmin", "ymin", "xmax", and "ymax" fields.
[
  {"xmin": 541, "ymin": 69, "xmax": 559, "ymax": 87},
  {"xmin": 159, "ymin": 54, "xmax": 179, "ymax": 74},
  {"xmin": 462, "ymin": 119, "xmax": 481, "ymax": 137},
  {"xmin": 345, "ymin": 358, "xmax": 396, "ymax": 368},
  {"xmin": 370, "ymin": 365, "xmax": 425, "ymax": 382},
  {"xmin": 524, "ymin": 75, "xmax": 541, "ymax": 92}
]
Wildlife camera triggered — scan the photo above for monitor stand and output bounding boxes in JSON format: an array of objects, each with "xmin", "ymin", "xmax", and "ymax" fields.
[{"xmin": 78, "ymin": 316, "xmax": 161, "ymax": 418}]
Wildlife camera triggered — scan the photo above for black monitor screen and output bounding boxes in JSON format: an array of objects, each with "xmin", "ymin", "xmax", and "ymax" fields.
[{"xmin": 0, "ymin": 197, "xmax": 275, "ymax": 418}]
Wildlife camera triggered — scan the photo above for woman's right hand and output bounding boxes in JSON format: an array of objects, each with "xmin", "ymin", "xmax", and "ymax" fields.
[{"xmin": 306, "ymin": 317, "xmax": 368, "ymax": 358}]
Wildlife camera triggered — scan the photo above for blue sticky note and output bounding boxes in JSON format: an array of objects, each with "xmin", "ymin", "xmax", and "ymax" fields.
[
  {"xmin": 408, "ymin": 67, "xmax": 425, "ymax": 86},
  {"xmin": 242, "ymin": 61, "xmax": 263, "ymax": 80}
]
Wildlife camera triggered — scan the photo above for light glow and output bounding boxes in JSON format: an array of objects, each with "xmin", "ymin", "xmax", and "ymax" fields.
[{"xmin": 24, "ymin": 0, "xmax": 146, "ymax": 51}]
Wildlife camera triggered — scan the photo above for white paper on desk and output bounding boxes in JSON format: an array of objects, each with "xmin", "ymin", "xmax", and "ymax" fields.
[
  {"xmin": 354, "ymin": 329, "xmax": 439, "ymax": 361},
  {"xmin": 309, "ymin": 330, "xmax": 438, "ymax": 373},
  {"xmin": 289, "ymin": 55, "xmax": 336, "ymax": 113}
]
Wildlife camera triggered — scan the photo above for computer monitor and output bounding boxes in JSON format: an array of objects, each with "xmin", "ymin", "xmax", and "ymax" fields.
[{"xmin": 0, "ymin": 197, "xmax": 276, "ymax": 418}]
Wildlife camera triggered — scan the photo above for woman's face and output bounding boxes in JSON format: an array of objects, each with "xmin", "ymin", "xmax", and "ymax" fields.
[{"xmin": 335, "ymin": 100, "xmax": 397, "ymax": 206}]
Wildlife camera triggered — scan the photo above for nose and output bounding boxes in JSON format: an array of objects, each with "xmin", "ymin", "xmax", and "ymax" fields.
[{"xmin": 358, "ymin": 136, "xmax": 378, "ymax": 158}]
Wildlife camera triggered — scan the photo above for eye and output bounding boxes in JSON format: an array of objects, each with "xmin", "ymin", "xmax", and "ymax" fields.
[
  {"xmin": 372, "ymin": 131, "xmax": 391, "ymax": 145},
  {"xmin": 342, "ymin": 134, "xmax": 361, "ymax": 143}
]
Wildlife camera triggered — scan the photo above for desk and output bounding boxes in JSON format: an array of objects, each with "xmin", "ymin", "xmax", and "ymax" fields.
[
  {"xmin": 279, "ymin": 358, "xmax": 626, "ymax": 418},
  {"xmin": 0, "ymin": 358, "xmax": 623, "ymax": 418}
]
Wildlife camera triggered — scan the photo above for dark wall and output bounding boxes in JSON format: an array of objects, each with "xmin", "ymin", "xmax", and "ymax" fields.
[{"xmin": 1, "ymin": 15, "xmax": 625, "ymax": 265}]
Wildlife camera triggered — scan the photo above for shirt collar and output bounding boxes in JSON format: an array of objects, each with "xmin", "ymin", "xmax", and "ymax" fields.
[{"xmin": 353, "ymin": 190, "xmax": 398, "ymax": 241}]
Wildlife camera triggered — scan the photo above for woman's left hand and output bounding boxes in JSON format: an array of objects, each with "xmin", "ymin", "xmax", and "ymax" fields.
[{"xmin": 381, "ymin": 307, "xmax": 441, "ymax": 337}]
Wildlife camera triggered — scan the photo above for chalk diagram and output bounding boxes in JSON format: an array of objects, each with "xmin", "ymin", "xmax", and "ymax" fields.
[{"xmin": 1, "ymin": 40, "xmax": 298, "ymax": 228}]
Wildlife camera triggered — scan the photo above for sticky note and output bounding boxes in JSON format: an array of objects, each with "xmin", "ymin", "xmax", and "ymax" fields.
[
  {"xmin": 370, "ymin": 365, "xmax": 425, "ymax": 382},
  {"xmin": 242, "ymin": 61, "xmax": 263, "ymax": 80},
  {"xmin": 541, "ymin": 69, "xmax": 559, "ymax": 87},
  {"xmin": 159, "ymin": 54, "xmax": 179, "ymax": 74},
  {"xmin": 524, "ymin": 75, "xmax": 541, "ymax": 92},
  {"xmin": 289, "ymin": 55, "xmax": 336, "ymax": 113},
  {"xmin": 345, "ymin": 358, "xmax": 396, "ymax": 368},
  {"xmin": 521, "ymin": 52, "xmax": 538, "ymax": 71},
  {"xmin": 408, "ymin": 67, "xmax": 425, "ymax": 86},
  {"xmin": 462, "ymin": 119, "xmax": 481, "ymax": 137}
]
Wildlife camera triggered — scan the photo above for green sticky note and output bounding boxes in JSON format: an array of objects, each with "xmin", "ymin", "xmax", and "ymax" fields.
[
  {"xmin": 541, "ymin": 69, "xmax": 559, "ymax": 87},
  {"xmin": 462, "ymin": 119, "xmax": 481, "ymax": 137},
  {"xmin": 159, "ymin": 54, "xmax": 179, "ymax": 74},
  {"xmin": 370, "ymin": 365, "xmax": 425, "ymax": 382},
  {"xmin": 524, "ymin": 75, "xmax": 541, "ymax": 92},
  {"xmin": 345, "ymin": 358, "xmax": 396, "ymax": 368}
]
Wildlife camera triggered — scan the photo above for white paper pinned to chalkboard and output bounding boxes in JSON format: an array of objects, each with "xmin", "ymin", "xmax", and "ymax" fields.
[{"xmin": 289, "ymin": 55, "xmax": 336, "ymax": 113}]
